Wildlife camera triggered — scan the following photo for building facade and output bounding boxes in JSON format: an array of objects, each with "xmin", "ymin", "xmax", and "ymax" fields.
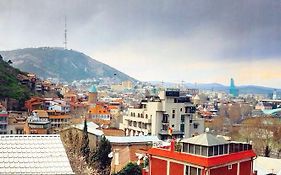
[
  {"xmin": 145, "ymin": 133, "xmax": 256, "ymax": 175},
  {"xmin": 0, "ymin": 111, "xmax": 8, "ymax": 134},
  {"xmin": 122, "ymin": 89, "xmax": 204, "ymax": 140}
]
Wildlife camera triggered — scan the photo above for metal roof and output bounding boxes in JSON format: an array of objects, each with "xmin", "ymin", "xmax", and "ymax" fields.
[
  {"xmin": 181, "ymin": 133, "xmax": 228, "ymax": 146},
  {"xmin": 73, "ymin": 122, "xmax": 104, "ymax": 136},
  {"xmin": 254, "ymin": 156, "xmax": 281, "ymax": 175},
  {"xmin": 106, "ymin": 136, "xmax": 160, "ymax": 144},
  {"xmin": 0, "ymin": 135, "xmax": 74, "ymax": 174}
]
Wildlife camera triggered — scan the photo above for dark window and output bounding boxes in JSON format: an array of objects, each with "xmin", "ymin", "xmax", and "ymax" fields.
[
  {"xmin": 185, "ymin": 166, "xmax": 189, "ymax": 175},
  {"xmin": 224, "ymin": 144, "xmax": 229, "ymax": 154},
  {"xmin": 180, "ymin": 108, "xmax": 182, "ymax": 112},
  {"xmin": 214, "ymin": 146, "xmax": 219, "ymax": 155},
  {"xmin": 183, "ymin": 143, "xmax": 188, "ymax": 152},
  {"xmin": 190, "ymin": 167, "xmax": 197, "ymax": 175},
  {"xmin": 208, "ymin": 146, "xmax": 213, "ymax": 156},
  {"xmin": 172, "ymin": 114, "xmax": 175, "ymax": 118},
  {"xmin": 172, "ymin": 110, "xmax": 175, "ymax": 113},
  {"xmin": 229, "ymin": 143, "xmax": 235, "ymax": 153},
  {"xmin": 189, "ymin": 144, "xmax": 194, "ymax": 154},
  {"xmin": 219, "ymin": 145, "xmax": 224, "ymax": 155},
  {"xmin": 193, "ymin": 123, "xmax": 199, "ymax": 129},
  {"xmin": 172, "ymin": 124, "xmax": 174, "ymax": 127},
  {"xmin": 180, "ymin": 124, "xmax": 185, "ymax": 132},
  {"xmin": 195, "ymin": 145, "xmax": 201, "ymax": 155},
  {"xmin": 181, "ymin": 115, "xmax": 185, "ymax": 122},
  {"xmin": 202, "ymin": 146, "xmax": 208, "ymax": 156}
]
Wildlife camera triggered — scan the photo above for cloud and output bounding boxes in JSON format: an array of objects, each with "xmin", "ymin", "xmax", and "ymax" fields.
[{"xmin": 0, "ymin": 0, "xmax": 281, "ymax": 87}]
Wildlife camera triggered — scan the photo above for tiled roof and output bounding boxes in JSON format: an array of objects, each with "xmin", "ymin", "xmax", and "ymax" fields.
[{"xmin": 0, "ymin": 135, "xmax": 74, "ymax": 174}]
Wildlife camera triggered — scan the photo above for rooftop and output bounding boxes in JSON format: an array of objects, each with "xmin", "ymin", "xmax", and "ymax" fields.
[
  {"xmin": 106, "ymin": 135, "xmax": 160, "ymax": 144},
  {"xmin": 181, "ymin": 133, "xmax": 228, "ymax": 146},
  {"xmin": 0, "ymin": 135, "xmax": 74, "ymax": 174}
]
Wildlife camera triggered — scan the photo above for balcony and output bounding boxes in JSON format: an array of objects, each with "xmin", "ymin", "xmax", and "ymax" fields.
[{"xmin": 123, "ymin": 115, "xmax": 151, "ymax": 123}]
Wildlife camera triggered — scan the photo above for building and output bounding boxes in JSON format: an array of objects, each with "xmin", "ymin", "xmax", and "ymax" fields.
[
  {"xmin": 88, "ymin": 104, "xmax": 111, "ymax": 120},
  {"xmin": 145, "ymin": 133, "xmax": 256, "ymax": 175},
  {"xmin": 88, "ymin": 85, "xmax": 98, "ymax": 105},
  {"xmin": 254, "ymin": 156, "xmax": 281, "ymax": 175},
  {"xmin": 122, "ymin": 89, "xmax": 204, "ymax": 140},
  {"xmin": 0, "ymin": 135, "xmax": 74, "ymax": 174},
  {"xmin": 106, "ymin": 135, "xmax": 160, "ymax": 174},
  {"xmin": 0, "ymin": 107, "xmax": 8, "ymax": 134},
  {"xmin": 24, "ymin": 112, "xmax": 51, "ymax": 134},
  {"xmin": 229, "ymin": 78, "xmax": 239, "ymax": 97}
]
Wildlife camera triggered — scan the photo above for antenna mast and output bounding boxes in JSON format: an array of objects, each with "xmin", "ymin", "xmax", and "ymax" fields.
[{"xmin": 64, "ymin": 16, "xmax": 67, "ymax": 49}]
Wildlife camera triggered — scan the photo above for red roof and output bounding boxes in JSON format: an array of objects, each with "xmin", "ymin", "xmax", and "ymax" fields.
[{"xmin": 147, "ymin": 148, "xmax": 256, "ymax": 168}]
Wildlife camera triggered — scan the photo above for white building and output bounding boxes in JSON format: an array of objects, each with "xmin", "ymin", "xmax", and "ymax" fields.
[{"xmin": 122, "ymin": 89, "xmax": 204, "ymax": 140}]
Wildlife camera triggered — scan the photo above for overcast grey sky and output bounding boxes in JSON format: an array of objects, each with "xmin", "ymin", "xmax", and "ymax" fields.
[{"xmin": 1, "ymin": 0, "xmax": 281, "ymax": 87}]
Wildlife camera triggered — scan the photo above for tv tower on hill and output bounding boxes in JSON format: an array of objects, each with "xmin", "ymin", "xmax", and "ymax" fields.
[{"xmin": 64, "ymin": 16, "xmax": 68, "ymax": 49}]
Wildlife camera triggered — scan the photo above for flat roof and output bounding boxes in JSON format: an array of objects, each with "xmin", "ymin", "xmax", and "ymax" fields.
[
  {"xmin": 0, "ymin": 135, "xmax": 74, "ymax": 174},
  {"xmin": 106, "ymin": 135, "xmax": 160, "ymax": 144}
]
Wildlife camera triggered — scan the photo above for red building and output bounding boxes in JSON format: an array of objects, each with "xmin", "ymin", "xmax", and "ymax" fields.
[{"xmin": 145, "ymin": 133, "xmax": 256, "ymax": 175}]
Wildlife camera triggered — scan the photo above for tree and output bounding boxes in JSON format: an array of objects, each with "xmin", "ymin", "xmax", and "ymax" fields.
[
  {"xmin": 113, "ymin": 162, "xmax": 142, "ymax": 175},
  {"xmin": 264, "ymin": 145, "xmax": 271, "ymax": 157},
  {"xmin": 91, "ymin": 136, "xmax": 112, "ymax": 174},
  {"xmin": 80, "ymin": 119, "xmax": 90, "ymax": 162}
]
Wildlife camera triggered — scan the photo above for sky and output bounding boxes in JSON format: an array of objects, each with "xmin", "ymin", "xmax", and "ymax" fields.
[{"xmin": 1, "ymin": 0, "xmax": 281, "ymax": 88}]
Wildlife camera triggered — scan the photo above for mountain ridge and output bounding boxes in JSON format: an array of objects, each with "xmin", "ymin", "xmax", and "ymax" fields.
[
  {"xmin": 0, "ymin": 47, "xmax": 136, "ymax": 83},
  {"xmin": 149, "ymin": 81, "xmax": 280, "ymax": 95}
]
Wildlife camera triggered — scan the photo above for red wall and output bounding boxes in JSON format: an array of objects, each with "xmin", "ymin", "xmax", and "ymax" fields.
[
  {"xmin": 170, "ymin": 162, "xmax": 184, "ymax": 175},
  {"xmin": 151, "ymin": 157, "xmax": 167, "ymax": 175},
  {"xmin": 210, "ymin": 163, "xmax": 237, "ymax": 175},
  {"xmin": 239, "ymin": 161, "xmax": 252, "ymax": 175}
]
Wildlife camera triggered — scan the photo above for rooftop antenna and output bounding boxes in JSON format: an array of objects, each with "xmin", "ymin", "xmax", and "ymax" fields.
[{"xmin": 64, "ymin": 16, "xmax": 67, "ymax": 49}]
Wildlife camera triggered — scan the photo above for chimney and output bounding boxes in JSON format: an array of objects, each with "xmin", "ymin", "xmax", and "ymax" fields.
[{"xmin": 170, "ymin": 139, "xmax": 175, "ymax": 152}]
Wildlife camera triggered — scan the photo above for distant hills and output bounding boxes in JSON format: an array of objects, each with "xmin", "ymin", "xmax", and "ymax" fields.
[
  {"xmin": 0, "ymin": 47, "xmax": 135, "ymax": 82},
  {"xmin": 150, "ymin": 81, "xmax": 280, "ymax": 95}
]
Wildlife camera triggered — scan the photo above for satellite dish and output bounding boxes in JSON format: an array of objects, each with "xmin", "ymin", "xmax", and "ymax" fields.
[{"xmin": 108, "ymin": 152, "xmax": 113, "ymax": 158}]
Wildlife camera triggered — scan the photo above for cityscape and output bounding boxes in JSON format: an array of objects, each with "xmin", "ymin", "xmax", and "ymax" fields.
[{"xmin": 1, "ymin": 0, "xmax": 281, "ymax": 175}]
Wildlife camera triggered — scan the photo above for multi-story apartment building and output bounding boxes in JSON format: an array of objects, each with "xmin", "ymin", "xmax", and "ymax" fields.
[{"xmin": 122, "ymin": 89, "xmax": 204, "ymax": 140}]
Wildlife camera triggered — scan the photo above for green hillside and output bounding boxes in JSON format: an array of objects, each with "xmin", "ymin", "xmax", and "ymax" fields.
[{"xmin": 0, "ymin": 54, "xmax": 30, "ymax": 100}]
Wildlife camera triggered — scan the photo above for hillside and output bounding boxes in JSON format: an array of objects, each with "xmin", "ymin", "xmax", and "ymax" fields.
[
  {"xmin": 0, "ymin": 55, "xmax": 30, "ymax": 100},
  {"xmin": 0, "ymin": 47, "xmax": 135, "ymax": 82}
]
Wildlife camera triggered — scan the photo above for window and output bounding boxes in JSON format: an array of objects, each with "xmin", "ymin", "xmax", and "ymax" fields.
[
  {"xmin": 219, "ymin": 145, "xmax": 224, "ymax": 155},
  {"xmin": 189, "ymin": 144, "xmax": 194, "ymax": 154},
  {"xmin": 195, "ymin": 145, "xmax": 201, "ymax": 155},
  {"xmin": 193, "ymin": 123, "xmax": 199, "ymax": 129},
  {"xmin": 228, "ymin": 164, "xmax": 232, "ymax": 170},
  {"xmin": 214, "ymin": 146, "xmax": 218, "ymax": 155},
  {"xmin": 172, "ymin": 110, "xmax": 175, "ymax": 113},
  {"xmin": 224, "ymin": 144, "xmax": 229, "ymax": 154},
  {"xmin": 208, "ymin": 146, "xmax": 213, "ymax": 156},
  {"xmin": 186, "ymin": 166, "xmax": 202, "ymax": 175},
  {"xmin": 172, "ymin": 124, "xmax": 174, "ymax": 128},
  {"xmin": 180, "ymin": 108, "xmax": 182, "ymax": 112},
  {"xmin": 202, "ymin": 146, "xmax": 208, "ymax": 156},
  {"xmin": 180, "ymin": 124, "xmax": 185, "ymax": 132},
  {"xmin": 183, "ymin": 143, "xmax": 188, "ymax": 152},
  {"xmin": 172, "ymin": 114, "xmax": 175, "ymax": 118},
  {"xmin": 181, "ymin": 115, "xmax": 185, "ymax": 122}
]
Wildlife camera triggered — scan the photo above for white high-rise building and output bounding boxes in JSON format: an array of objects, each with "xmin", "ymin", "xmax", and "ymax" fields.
[{"xmin": 122, "ymin": 89, "xmax": 204, "ymax": 140}]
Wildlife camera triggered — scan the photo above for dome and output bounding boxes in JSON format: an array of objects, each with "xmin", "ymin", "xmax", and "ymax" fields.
[{"xmin": 88, "ymin": 85, "xmax": 97, "ymax": 93}]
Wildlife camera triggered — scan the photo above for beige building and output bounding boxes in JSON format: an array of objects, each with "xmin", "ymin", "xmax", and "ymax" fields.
[{"xmin": 122, "ymin": 89, "xmax": 204, "ymax": 140}]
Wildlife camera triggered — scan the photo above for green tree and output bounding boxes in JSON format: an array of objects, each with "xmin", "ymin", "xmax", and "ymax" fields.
[
  {"xmin": 113, "ymin": 162, "xmax": 142, "ymax": 175},
  {"xmin": 80, "ymin": 119, "xmax": 90, "ymax": 162},
  {"xmin": 91, "ymin": 136, "xmax": 112, "ymax": 174}
]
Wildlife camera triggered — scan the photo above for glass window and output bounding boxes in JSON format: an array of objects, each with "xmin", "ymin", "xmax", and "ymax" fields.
[
  {"xmin": 189, "ymin": 144, "xmax": 195, "ymax": 154},
  {"xmin": 229, "ymin": 143, "xmax": 234, "ymax": 153},
  {"xmin": 224, "ymin": 144, "xmax": 229, "ymax": 154},
  {"xmin": 202, "ymin": 146, "xmax": 208, "ymax": 156},
  {"xmin": 208, "ymin": 146, "xmax": 213, "ymax": 156},
  {"xmin": 185, "ymin": 166, "xmax": 189, "ymax": 175},
  {"xmin": 190, "ymin": 167, "xmax": 197, "ymax": 175},
  {"xmin": 198, "ymin": 169, "xmax": 202, "ymax": 175},
  {"xmin": 183, "ymin": 143, "xmax": 188, "ymax": 152},
  {"xmin": 214, "ymin": 146, "xmax": 218, "ymax": 155},
  {"xmin": 172, "ymin": 114, "xmax": 175, "ymax": 118},
  {"xmin": 195, "ymin": 145, "xmax": 201, "ymax": 155},
  {"xmin": 180, "ymin": 124, "xmax": 185, "ymax": 132},
  {"xmin": 219, "ymin": 145, "xmax": 224, "ymax": 155},
  {"xmin": 181, "ymin": 115, "xmax": 185, "ymax": 122}
]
